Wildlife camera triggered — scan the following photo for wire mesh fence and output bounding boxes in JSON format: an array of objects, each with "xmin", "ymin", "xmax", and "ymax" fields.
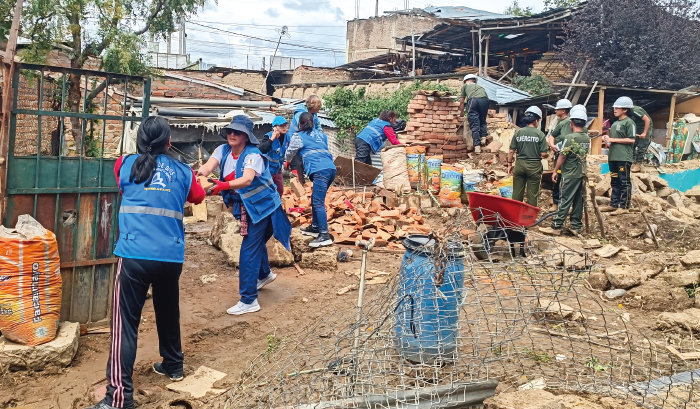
[{"xmin": 214, "ymin": 209, "xmax": 700, "ymax": 409}]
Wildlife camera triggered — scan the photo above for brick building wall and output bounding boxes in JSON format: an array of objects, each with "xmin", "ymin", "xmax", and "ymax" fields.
[
  {"xmin": 403, "ymin": 93, "xmax": 467, "ymax": 163},
  {"xmin": 273, "ymin": 76, "xmax": 462, "ymax": 99},
  {"xmin": 13, "ymin": 73, "xmax": 61, "ymax": 156}
]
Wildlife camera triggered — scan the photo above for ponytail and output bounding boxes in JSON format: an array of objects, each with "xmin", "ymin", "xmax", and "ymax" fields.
[{"xmin": 130, "ymin": 116, "xmax": 171, "ymax": 186}]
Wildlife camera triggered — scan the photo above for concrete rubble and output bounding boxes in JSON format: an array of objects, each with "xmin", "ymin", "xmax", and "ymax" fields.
[{"xmin": 0, "ymin": 321, "xmax": 79, "ymax": 371}]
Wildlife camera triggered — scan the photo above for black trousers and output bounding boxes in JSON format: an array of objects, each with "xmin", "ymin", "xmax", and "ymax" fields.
[
  {"xmin": 355, "ymin": 138, "xmax": 373, "ymax": 165},
  {"xmin": 609, "ymin": 161, "xmax": 632, "ymax": 209},
  {"xmin": 552, "ymin": 152, "xmax": 561, "ymax": 204},
  {"xmin": 105, "ymin": 257, "xmax": 183, "ymax": 408},
  {"xmin": 467, "ymin": 97, "xmax": 489, "ymax": 146}
]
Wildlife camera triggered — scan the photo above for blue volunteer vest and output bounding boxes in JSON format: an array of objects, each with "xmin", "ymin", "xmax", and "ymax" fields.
[
  {"xmin": 357, "ymin": 118, "xmax": 391, "ymax": 154},
  {"xmin": 115, "ymin": 154, "xmax": 192, "ymax": 263},
  {"xmin": 263, "ymin": 131, "xmax": 284, "ymax": 175},
  {"xmin": 296, "ymin": 129, "xmax": 336, "ymax": 176},
  {"xmin": 219, "ymin": 144, "xmax": 282, "ymax": 224}
]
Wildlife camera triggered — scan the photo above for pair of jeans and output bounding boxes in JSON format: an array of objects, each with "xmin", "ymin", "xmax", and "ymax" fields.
[
  {"xmin": 467, "ymin": 97, "xmax": 489, "ymax": 146},
  {"xmin": 609, "ymin": 161, "xmax": 632, "ymax": 208},
  {"xmin": 238, "ymin": 212, "xmax": 274, "ymax": 304},
  {"xmin": 104, "ymin": 258, "xmax": 183, "ymax": 408},
  {"xmin": 271, "ymin": 171, "xmax": 284, "ymax": 196},
  {"xmin": 309, "ymin": 168, "xmax": 336, "ymax": 233},
  {"xmin": 355, "ymin": 138, "xmax": 372, "ymax": 165}
]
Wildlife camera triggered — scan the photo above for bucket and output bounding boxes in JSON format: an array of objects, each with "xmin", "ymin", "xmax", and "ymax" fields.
[{"xmin": 395, "ymin": 235, "xmax": 465, "ymax": 364}]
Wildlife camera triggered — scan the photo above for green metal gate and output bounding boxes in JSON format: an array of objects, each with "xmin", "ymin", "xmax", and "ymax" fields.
[{"xmin": 3, "ymin": 63, "xmax": 151, "ymax": 325}]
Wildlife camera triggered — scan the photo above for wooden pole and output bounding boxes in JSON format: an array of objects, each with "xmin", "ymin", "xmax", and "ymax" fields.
[
  {"xmin": 585, "ymin": 176, "xmax": 605, "ymax": 239},
  {"xmin": 0, "ymin": 0, "xmax": 24, "ymax": 224},
  {"xmin": 591, "ymin": 87, "xmax": 605, "ymax": 155},
  {"xmin": 471, "ymin": 30, "xmax": 476, "ymax": 67},
  {"xmin": 478, "ymin": 29, "xmax": 482, "ymax": 76},
  {"xmin": 484, "ymin": 35, "xmax": 490, "ymax": 77},
  {"xmin": 666, "ymin": 93, "xmax": 677, "ymax": 148}
]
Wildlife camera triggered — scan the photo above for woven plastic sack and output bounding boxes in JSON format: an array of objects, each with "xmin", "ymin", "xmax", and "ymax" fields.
[
  {"xmin": 462, "ymin": 169, "xmax": 484, "ymax": 192},
  {"xmin": 494, "ymin": 176, "xmax": 514, "ymax": 199},
  {"xmin": 439, "ymin": 165, "xmax": 463, "ymax": 208},
  {"xmin": 0, "ymin": 215, "xmax": 62, "ymax": 346},
  {"xmin": 380, "ymin": 146, "xmax": 411, "ymax": 193},
  {"xmin": 426, "ymin": 155, "xmax": 443, "ymax": 193},
  {"xmin": 405, "ymin": 145, "xmax": 427, "ymax": 189}
]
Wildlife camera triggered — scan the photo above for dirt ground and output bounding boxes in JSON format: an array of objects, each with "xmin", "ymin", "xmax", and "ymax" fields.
[
  {"xmin": 2, "ymin": 191, "xmax": 700, "ymax": 409},
  {"xmin": 0, "ymin": 221, "xmax": 405, "ymax": 409}
]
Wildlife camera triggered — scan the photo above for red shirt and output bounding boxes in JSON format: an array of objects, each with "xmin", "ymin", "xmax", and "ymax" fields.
[
  {"xmin": 384, "ymin": 126, "xmax": 401, "ymax": 145},
  {"xmin": 114, "ymin": 156, "xmax": 205, "ymax": 204}
]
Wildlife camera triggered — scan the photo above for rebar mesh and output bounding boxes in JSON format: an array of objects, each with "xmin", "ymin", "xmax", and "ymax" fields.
[{"xmin": 217, "ymin": 209, "xmax": 700, "ymax": 409}]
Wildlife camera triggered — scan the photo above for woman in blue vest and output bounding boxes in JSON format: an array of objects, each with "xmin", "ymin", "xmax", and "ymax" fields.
[
  {"xmin": 89, "ymin": 116, "xmax": 205, "ymax": 409},
  {"xmin": 285, "ymin": 112, "xmax": 336, "ymax": 248},
  {"xmin": 258, "ymin": 115, "xmax": 289, "ymax": 196},
  {"xmin": 355, "ymin": 110, "xmax": 401, "ymax": 165},
  {"xmin": 197, "ymin": 115, "xmax": 291, "ymax": 315},
  {"xmin": 285, "ymin": 95, "xmax": 323, "ymax": 183}
]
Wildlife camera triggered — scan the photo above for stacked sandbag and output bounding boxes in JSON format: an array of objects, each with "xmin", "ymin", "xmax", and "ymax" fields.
[{"xmin": 380, "ymin": 145, "xmax": 411, "ymax": 194}]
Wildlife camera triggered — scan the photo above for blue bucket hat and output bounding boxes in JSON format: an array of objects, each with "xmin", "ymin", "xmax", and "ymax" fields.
[
  {"xmin": 271, "ymin": 116, "xmax": 288, "ymax": 127},
  {"xmin": 219, "ymin": 115, "xmax": 259, "ymax": 145}
]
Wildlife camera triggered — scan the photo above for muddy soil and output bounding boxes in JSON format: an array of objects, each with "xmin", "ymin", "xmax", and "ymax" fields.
[{"xmin": 0, "ymin": 221, "xmax": 404, "ymax": 409}]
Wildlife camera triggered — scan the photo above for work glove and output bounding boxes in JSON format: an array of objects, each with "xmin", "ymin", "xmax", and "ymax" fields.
[{"xmin": 207, "ymin": 178, "xmax": 230, "ymax": 195}]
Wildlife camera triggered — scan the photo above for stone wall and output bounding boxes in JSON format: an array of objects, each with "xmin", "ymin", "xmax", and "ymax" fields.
[{"xmin": 273, "ymin": 76, "xmax": 462, "ymax": 99}]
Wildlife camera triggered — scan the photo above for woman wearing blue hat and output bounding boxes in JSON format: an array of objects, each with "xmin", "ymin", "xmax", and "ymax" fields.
[
  {"xmin": 197, "ymin": 115, "xmax": 291, "ymax": 315},
  {"xmin": 258, "ymin": 115, "xmax": 290, "ymax": 196}
]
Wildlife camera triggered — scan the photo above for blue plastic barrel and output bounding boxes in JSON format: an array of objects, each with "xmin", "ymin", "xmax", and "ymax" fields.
[{"xmin": 395, "ymin": 235, "xmax": 465, "ymax": 364}]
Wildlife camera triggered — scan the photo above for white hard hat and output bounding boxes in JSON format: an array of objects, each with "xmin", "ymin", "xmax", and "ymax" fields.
[
  {"xmin": 463, "ymin": 74, "xmax": 477, "ymax": 82},
  {"xmin": 613, "ymin": 96, "xmax": 634, "ymax": 109},
  {"xmin": 569, "ymin": 104, "xmax": 587, "ymax": 121},
  {"xmin": 525, "ymin": 106, "xmax": 542, "ymax": 119},
  {"xmin": 555, "ymin": 99, "xmax": 573, "ymax": 110}
]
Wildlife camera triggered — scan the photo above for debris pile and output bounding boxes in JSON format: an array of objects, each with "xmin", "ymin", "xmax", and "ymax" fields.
[
  {"xmin": 282, "ymin": 180, "xmax": 431, "ymax": 248},
  {"xmin": 402, "ymin": 92, "xmax": 467, "ymax": 163}
]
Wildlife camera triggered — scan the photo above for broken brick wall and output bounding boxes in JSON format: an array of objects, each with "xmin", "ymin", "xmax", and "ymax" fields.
[
  {"xmin": 272, "ymin": 77, "xmax": 463, "ymax": 100},
  {"xmin": 403, "ymin": 93, "xmax": 467, "ymax": 163}
]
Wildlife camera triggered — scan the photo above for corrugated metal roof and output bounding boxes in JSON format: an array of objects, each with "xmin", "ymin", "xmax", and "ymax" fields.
[
  {"xmin": 476, "ymin": 77, "xmax": 531, "ymax": 105},
  {"xmin": 422, "ymin": 6, "xmax": 513, "ymax": 20}
]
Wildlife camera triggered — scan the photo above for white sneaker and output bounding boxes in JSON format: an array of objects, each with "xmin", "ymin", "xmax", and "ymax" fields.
[
  {"xmin": 474, "ymin": 145, "xmax": 481, "ymax": 154},
  {"xmin": 226, "ymin": 299, "xmax": 260, "ymax": 315},
  {"xmin": 257, "ymin": 272, "xmax": 277, "ymax": 290}
]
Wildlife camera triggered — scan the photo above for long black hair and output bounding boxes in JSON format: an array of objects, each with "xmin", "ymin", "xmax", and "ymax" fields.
[
  {"xmin": 298, "ymin": 112, "xmax": 315, "ymax": 132},
  {"xmin": 129, "ymin": 116, "xmax": 171, "ymax": 186}
]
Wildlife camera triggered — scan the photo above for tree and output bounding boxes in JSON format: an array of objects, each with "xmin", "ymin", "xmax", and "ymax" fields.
[
  {"xmin": 14, "ymin": 0, "xmax": 209, "ymax": 153},
  {"xmin": 559, "ymin": 0, "xmax": 700, "ymax": 90},
  {"xmin": 543, "ymin": 0, "xmax": 581, "ymax": 10},
  {"xmin": 504, "ymin": 0, "xmax": 533, "ymax": 16}
]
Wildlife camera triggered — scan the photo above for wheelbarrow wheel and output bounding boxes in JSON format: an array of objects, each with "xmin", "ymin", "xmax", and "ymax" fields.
[{"xmin": 469, "ymin": 230, "xmax": 491, "ymax": 261}]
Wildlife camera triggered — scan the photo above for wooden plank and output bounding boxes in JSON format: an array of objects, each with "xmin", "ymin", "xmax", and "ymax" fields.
[
  {"xmin": 591, "ymin": 87, "xmax": 605, "ymax": 155},
  {"xmin": 333, "ymin": 156, "xmax": 381, "ymax": 187},
  {"xmin": 76, "ymin": 193, "xmax": 97, "ymax": 261},
  {"xmin": 96, "ymin": 193, "xmax": 116, "ymax": 259},
  {"xmin": 666, "ymin": 94, "xmax": 677, "ymax": 148}
]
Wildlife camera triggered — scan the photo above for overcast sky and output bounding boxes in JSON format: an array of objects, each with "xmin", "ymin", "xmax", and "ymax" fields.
[{"xmin": 162, "ymin": 0, "xmax": 545, "ymax": 70}]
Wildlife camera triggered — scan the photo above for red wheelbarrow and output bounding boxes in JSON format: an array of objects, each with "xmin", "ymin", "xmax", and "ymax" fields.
[{"xmin": 466, "ymin": 192, "xmax": 555, "ymax": 258}]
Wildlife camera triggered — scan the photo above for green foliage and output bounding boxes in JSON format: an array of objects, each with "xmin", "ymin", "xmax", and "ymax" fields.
[
  {"xmin": 0, "ymin": 1, "xmax": 14, "ymax": 43},
  {"xmin": 560, "ymin": 140, "xmax": 588, "ymax": 164},
  {"xmin": 524, "ymin": 348, "xmax": 552, "ymax": 363},
  {"xmin": 544, "ymin": 0, "xmax": 581, "ymax": 9},
  {"xmin": 585, "ymin": 356, "xmax": 610, "ymax": 372},
  {"xmin": 505, "ymin": 0, "xmax": 533, "ymax": 16},
  {"xmin": 264, "ymin": 330, "xmax": 282, "ymax": 357},
  {"xmin": 324, "ymin": 81, "xmax": 455, "ymax": 150},
  {"xmin": 512, "ymin": 74, "xmax": 553, "ymax": 97},
  {"xmin": 101, "ymin": 34, "xmax": 152, "ymax": 75}
]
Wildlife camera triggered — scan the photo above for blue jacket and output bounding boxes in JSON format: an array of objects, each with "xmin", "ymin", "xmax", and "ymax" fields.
[
  {"xmin": 115, "ymin": 154, "xmax": 192, "ymax": 263},
  {"xmin": 295, "ymin": 129, "xmax": 336, "ymax": 175},
  {"xmin": 262, "ymin": 131, "xmax": 284, "ymax": 175},
  {"xmin": 219, "ymin": 144, "xmax": 282, "ymax": 224},
  {"xmin": 357, "ymin": 118, "xmax": 391, "ymax": 154}
]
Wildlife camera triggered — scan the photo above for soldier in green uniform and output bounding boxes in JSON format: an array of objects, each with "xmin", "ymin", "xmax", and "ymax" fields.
[
  {"xmin": 458, "ymin": 74, "xmax": 489, "ymax": 153},
  {"xmin": 540, "ymin": 105, "xmax": 590, "ymax": 235},
  {"xmin": 508, "ymin": 106, "xmax": 549, "ymax": 206},
  {"xmin": 601, "ymin": 97, "xmax": 637, "ymax": 214},
  {"xmin": 630, "ymin": 105, "xmax": 653, "ymax": 172}
]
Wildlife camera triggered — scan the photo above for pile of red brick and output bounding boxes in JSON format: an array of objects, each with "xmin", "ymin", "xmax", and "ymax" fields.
[
  {"xmin": 283, "ymin": 180, "xmax": 431, "ymax": 249},
  {"xmin": 402, "ymin": 92, "xmax": 468, "ymax": 163}
]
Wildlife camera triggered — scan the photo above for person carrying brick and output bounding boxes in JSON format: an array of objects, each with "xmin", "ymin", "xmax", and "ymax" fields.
[
  {"xmin": 258, "ymin": 115, "xmax": 290, "ymax": 195},
  {"xmin": 540, "ymin": 105, "xmax": 590, "ymax": 236},
  {"xmin": 458, "ymin": 74, "xmax": 489, "ymax": 153},
  {"xmin": 355, "ymin": 110, "xmax": 401, "ymax": 165},
  {"xmin": 87, "ymin": 116, "xmax": 206, "ymax": 409},
  {"xmin": 198, "ymin": 115, "xmax": 292, "ymax": 315},
  {"xmin": 600, "ymin": 97, "xmax": 637, "ymax": 215},
  {"xmin": 629, "ymin": 104, "xmax": 653, "ymax": 172},
  {"xmin": 285, "ymin": 112, "xmax": 336, "ymax": 248},
  {"xmin": 507, "ymin": 106, "xmax": 548, "ymax": 206}
]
